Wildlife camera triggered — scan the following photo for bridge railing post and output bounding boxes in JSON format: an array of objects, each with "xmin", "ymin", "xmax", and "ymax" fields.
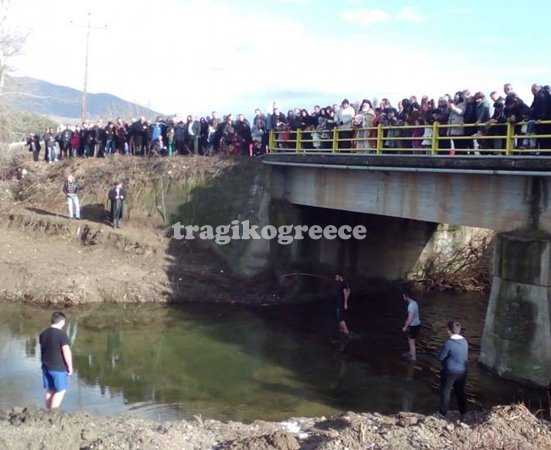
[
  {"xmin": 296, "ymin": 129, "xmax": 302, "ymax": 153},
  {"xmin": 506, "ymin": 121, "xmax": 514, "ymax": 156},
  {"xmin": 431, "ymin": 122, "xmax": 439, "ymax": 155},
  {"xmin": 332, "ymin": 128, "xmax": 339, "ymax": 153},
  {"xmin": 376, "ymin": 124, "xmax": 383, "ymax": 154},
  {"xmin": 268, "ymin": 130, "xmax": 275, "ymax": 153}
]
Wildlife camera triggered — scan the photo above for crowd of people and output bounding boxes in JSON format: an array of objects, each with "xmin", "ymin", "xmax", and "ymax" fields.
[
  {"xmin": 25, "ymin": 82, "xmax": 551, "ymax": 162},
  {"xmin": 271, "ymin": 82, "xmax": 551, "ymax": 153},
  {"xmin": 25, "ymin": 111, "xmax": 267, "ymax": 162}
]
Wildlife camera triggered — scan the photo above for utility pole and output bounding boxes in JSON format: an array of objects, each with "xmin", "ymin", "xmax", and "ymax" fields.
[{"xmin": 70, "ymin": 13, "xmax": 106, "ymax": 124}]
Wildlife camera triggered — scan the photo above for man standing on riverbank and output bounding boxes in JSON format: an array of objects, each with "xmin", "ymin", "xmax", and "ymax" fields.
[
  {"xmin": 437, "ymin": 321, "xmax": 468, "ymax": 418},
  {"xmin": 401, "ymin": 289, "xmax": 421, "ymax": 361},
  {"xmin": 108, "ymin": 181, "xmax": 126, "ymax": 228},
  {"xmin": 62, "ymin": 174, "xmax": 81, "ymax": 220},
  {"xmin": 39, "ymin": 312, "xmax": 73, "ymax": 410}
]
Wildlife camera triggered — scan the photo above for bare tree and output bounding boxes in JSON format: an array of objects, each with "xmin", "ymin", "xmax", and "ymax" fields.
[
  {"xmin": 0, "ymin": 0, "xmax": 28, "ymax": 144},
  {"xmin": 0, "ymin": 0, "xmax": 26, "ymax": 96}
]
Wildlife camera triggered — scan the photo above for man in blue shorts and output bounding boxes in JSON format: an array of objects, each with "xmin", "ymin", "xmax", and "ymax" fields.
[{"xmin": 39, "ymin": 312, "xmax": 73, "ymax": 410}]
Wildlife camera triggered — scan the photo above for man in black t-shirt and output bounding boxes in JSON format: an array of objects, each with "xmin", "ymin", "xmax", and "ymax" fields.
[
  {"xmin": 335, "ymin": 273, "xmax": 351, "ymax": 339},
  {"xmin": 39, "ymin": 311, "xmax": 73, "ymax": 410}
]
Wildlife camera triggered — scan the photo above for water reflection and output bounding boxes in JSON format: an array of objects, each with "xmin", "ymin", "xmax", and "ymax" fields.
[{"xmin": 0, "ymin": 294, "xmax": 548, "ymax": 423}]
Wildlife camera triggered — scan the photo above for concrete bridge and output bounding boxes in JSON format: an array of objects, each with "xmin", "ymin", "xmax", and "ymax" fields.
[{"xmin": 263, "ymin": 153, "xmax": 551, "ymax": 387}]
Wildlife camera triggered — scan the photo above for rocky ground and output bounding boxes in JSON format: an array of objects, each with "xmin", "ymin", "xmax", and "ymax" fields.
[
  {"xmin": 1, "ymin": 403, "xmax": 551, "ymax": 450},
  {"xmin": 1, "ymin": 149, "xmax": 551, "ymax": 449}
]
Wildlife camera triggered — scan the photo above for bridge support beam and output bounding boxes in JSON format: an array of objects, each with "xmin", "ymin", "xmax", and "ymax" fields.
[{"xmin": 480, "ymin": 231, "xmax": 551, "ymax": 386}]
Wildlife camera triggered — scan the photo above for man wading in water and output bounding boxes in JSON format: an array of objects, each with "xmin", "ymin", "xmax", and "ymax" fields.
[
  {"xmin": 401, "ymin": 289, "xmax": 421, "ymax": 361},
  {"xmin": 334, "ymin": 273, "xmax": 351, "ymax": 341},
  {"xmin": 39, "ymin": 312, "xmax": 73, "ymax": 410}
]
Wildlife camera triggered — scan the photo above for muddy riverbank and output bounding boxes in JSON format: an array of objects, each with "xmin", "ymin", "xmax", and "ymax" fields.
[{"xmin": 1, "ymin": 403, "xmax": 550, "ymax": 450}]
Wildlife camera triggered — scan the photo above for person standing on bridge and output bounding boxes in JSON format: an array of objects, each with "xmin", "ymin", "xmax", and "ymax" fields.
[
  {"xmin": 335, "ymin": 99, "xmax": 356, "ymax": 151},
  {"xmin": 401, "ymin": 289, "xmax": 421, "ymax": 361},
  {"xmin": 437, "ymin": 320, "xmax": 468, "ymax": 418}
]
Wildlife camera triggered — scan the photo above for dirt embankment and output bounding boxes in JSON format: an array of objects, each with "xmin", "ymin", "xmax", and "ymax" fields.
[
  {"xmin": 0, "ymin": 151, "xmax": 278, "ymax": 305},
  {"xmin": 2, "ymin": 403, "xmax": 551, "ymax": 450},
  {"xmin": 2, "ymin": 150, "xmax": 551, "ymax": 450}
]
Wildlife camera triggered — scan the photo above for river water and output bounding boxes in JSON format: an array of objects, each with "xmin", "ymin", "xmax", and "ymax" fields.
[{"xmin": 0, "ymin": 292, "xmax": 547, "ymax": 423}]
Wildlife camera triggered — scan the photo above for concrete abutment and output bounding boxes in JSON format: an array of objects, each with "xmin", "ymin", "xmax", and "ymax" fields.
[{"xmin": 480, "ymin": 231, "xmax": 551, "ymax": 386}]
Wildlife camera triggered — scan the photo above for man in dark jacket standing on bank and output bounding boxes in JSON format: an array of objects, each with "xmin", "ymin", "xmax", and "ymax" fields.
[
  {"xmin": 437, "ymin": 321, "xmax": 469, "ymax": 418},
  {"xmin": 108, "ymin": 181, "xmax": 126, "ymax": 228}
]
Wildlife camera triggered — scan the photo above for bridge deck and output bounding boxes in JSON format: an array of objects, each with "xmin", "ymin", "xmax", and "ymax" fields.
[{"xmin": 263, "ymin": 154, "xmax": 551, "ymax": 175}]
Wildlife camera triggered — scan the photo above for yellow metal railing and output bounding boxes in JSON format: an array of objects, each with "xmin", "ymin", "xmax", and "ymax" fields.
[{"xmin": 268, "ymin": 120, "xmax": 551, "ymax": 155}]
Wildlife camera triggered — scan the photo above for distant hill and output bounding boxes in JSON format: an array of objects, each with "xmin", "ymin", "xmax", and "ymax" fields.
[{"xmin": 3, "ymin": 76, "xmax": 164, "ymax": 122}]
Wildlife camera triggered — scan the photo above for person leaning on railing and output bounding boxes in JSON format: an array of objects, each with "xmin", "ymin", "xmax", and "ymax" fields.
[
  {"xmin": 430, "ymin": 97, "xmax": 451, "ymax": 154},
  {"xmin": 397, "ymin": 98, "xmax": 414, "ymax": 151},
  {"xmin": 472, "ymin": 92, "xmax": 491, "ymax": 153},
  {"xmin": 335, "ymin": 99, "xmax": 356, "ymax": 151},
  {"xmin": 530, "ymin": 84, "xmax": 551, "ymax": 151},
  {"xmin": 447, "ymin": 92, "xmax": 467, "ymax": 154},
  {"xmin": 354, "ymin": 99, "xmax": 375, "ymax": 152},
  {"xmin": 462, "ymin": 90, "xmax": 477, "ymax": 153},
  {"xmin": 484, "ymin": 100, "xmax": 507, "ymax": 153},
  {"xmin": 504, "ymin": 93, "xmax": 530, "ymax": 150}
]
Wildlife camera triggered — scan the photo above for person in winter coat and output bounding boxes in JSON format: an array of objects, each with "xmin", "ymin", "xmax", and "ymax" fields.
[
  {"xmin": 108, "ymin": 181, "xmax": 126, "ymax": 228},
  {"xmin": 437, "ymin": 321, "xmax": 469, "ymax": 418}
]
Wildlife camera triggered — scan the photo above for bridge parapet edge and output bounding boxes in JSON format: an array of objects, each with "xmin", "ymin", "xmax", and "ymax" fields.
[{"xmin": 263, "ymin": 154, "xmax": 551, "ymax": 173}]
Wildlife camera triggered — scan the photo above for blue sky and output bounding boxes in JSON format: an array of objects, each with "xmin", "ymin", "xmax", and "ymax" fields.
[{"xmin": 5, "ymin": 0, "xmax": 551, "ymax": 118}]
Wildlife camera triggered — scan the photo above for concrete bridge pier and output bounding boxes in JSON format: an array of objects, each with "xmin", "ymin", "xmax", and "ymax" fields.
[{"xmin": 480, "ymin": 231, "xmax": 551, "ymax": 386}]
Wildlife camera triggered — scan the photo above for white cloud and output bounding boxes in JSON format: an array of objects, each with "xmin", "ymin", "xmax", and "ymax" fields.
[
  {"xmin": 447, "ymin": 7, "xmax": 472, "ymax": 15},
  {"xmin": 342, "ymin": 6, "xmax": 426, "ymax": 27},
  {"xmin": 397, "ymin": 7, "xmax": 427, "ymax": 22},
  {"xmin": 341, "ymin": 8, "xmax": 391, "ymax": 26},
  {"xmin": 5, "ymin": 0, "xmax": 548, "ymax": 120}
]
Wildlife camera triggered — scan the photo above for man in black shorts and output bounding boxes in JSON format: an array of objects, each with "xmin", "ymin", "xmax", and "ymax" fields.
[
  {"xmin": 39, "ymin": 311, "xmax": 73, "ymax": 410},
  {"xmin": 402, "ymin": 290, "xmax": 421, "ymax": 361}
]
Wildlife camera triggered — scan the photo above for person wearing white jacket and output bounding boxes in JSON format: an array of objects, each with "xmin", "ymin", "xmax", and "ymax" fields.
[
  {"xmin": 447, "ymin": 92, "xmax": 467, "ymax": 153},
  {"xmin": 334, "ymin": 99, "xmax": 356, "ymax": 151}
]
